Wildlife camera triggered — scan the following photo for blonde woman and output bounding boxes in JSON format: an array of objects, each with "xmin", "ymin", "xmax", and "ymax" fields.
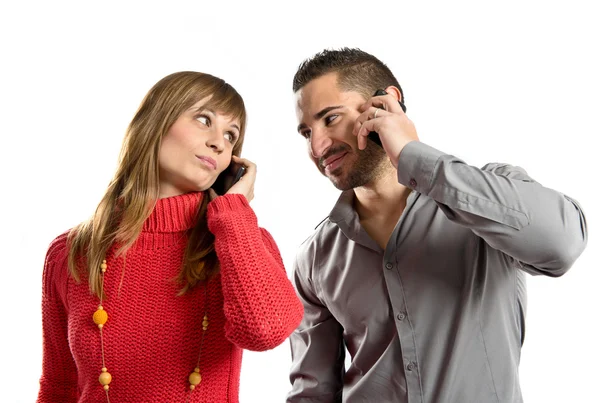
[{"xmin": 38, "ymin": 72, "xmax": 303, "ymax": 402}]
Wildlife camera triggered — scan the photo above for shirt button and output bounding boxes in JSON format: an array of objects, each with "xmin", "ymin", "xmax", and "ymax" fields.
[
  {"xmin": 409, "ymin": 178, "xmax": 417, "ymax": 188},
  {"xmin": 385, "ymin": 262, "xmax": 393, "ymax": 270},
  {"xmin": 407, "ymin": 362, "xmax": 417, "ymax": 372},
  {"xmin": 397, "ymin": 312, "xmax": 406, "ymax": 321}
]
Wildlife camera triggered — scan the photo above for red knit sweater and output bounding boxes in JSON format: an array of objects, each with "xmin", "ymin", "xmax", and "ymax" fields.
[{"xmin": 37, "ymin": 192, "xmax": 303, "ymax": 402}]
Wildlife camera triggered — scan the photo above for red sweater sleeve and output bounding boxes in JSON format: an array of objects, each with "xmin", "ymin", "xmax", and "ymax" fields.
[
  {"xmin": 207, "ymin": 193, "xmax": 304, "ymax": 351},
  {"xmin": 37, "ymin": 233, "xmax": 79, "ymax": 402}
]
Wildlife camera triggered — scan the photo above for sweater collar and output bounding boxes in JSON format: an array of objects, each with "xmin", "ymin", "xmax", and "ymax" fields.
[{"xmin": 142, "ymin": 192, "xmax": 204, "ymax": 233}]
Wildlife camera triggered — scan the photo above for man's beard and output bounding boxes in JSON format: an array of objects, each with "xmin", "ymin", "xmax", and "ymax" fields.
[{"xmin": 320, "ymin": 142, "xmax": 388, "ymax": 191}]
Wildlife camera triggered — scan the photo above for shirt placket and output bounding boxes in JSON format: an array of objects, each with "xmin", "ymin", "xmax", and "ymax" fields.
[{"xmin": 382, "ymin": 197, "xmax": 423, "ymax": 403}]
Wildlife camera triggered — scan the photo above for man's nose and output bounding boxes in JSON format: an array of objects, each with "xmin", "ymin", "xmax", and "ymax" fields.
[{"xmin": 309, "ymin": 128, "xmax": 332, "ymax": 159}]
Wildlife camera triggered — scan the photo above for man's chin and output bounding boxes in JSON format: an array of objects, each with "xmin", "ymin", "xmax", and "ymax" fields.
[
  {"xmin": 328, "ymin": 175, "xmax": 353, "ymax": 191},
  {"xmin": 323, "ymin": 169, "xmax": 344, "ymax": 186}
]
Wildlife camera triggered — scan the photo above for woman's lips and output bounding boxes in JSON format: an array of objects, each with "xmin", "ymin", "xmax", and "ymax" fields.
[{"xmin": 196, "ymin": 155, "xmax": 217, "ymax": 170}]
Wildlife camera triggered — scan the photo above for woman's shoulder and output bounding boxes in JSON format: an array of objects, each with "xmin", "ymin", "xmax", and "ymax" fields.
[
  {"xmin": 42, "ymin": 230, "xmax": 72, "ymax": 301},
  {"xmin": 45, "ymin": 231, "xmax": 70, "ymax": 264}
]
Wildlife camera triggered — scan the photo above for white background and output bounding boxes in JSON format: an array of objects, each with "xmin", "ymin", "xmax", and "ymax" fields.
[{"xmin": 1, "ymin": 1, "xmax": 598, "ymax": 402}]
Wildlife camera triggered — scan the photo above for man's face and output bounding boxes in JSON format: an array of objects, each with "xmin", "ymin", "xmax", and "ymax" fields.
[{"xmin": 295, "ymin": 72, "xmax": 387, "ymax": 190}]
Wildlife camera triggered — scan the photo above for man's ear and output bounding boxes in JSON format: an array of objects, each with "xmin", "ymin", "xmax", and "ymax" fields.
[{"xmin": 384, "ymin": 86, "xmax": 403, "ymax": 103}]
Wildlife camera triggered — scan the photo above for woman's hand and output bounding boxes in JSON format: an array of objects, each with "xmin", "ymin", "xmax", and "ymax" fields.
[{"xmin": 224, "ymin": 155, "xmax": 256, "ymax": 202}]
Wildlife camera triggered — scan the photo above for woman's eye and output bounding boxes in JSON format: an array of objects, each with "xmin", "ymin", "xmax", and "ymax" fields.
[
  {"xmin": 224, "ymin": 132, "xmax": 235, "ymax": 143},
  {"xmin": 196, "ymin": 115, "xmax": 210, "ymax": 125}
]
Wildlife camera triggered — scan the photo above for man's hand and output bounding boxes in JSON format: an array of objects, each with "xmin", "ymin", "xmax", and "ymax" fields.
[{"xmin": 352, "ymin": 92, "xmax": 419, "ymax": 167}]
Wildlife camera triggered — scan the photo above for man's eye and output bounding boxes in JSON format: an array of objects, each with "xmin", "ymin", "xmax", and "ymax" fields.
[
  {"xmin": 300, "ymin": 130, "xmax": 311, "ymax": 139},
  {"xmin": 324, "ymin": 115, "xmax": 338, "ymax": 125}
]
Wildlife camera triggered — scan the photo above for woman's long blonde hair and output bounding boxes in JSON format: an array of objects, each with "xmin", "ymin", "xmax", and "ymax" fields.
[{"xmin": 67, "ymin": 72, "xmax": 247, "ymax": 297}]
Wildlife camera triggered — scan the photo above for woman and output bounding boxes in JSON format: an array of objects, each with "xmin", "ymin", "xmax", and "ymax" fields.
[{"xmin": 37, "ymin": 72, "xmax": 304, "ymax": 402}]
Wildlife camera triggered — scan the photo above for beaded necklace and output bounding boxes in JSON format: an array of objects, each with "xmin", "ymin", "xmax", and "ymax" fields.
[{"xmin": 92, "ymin": 259, "xmax": 209, "ymax": 402}]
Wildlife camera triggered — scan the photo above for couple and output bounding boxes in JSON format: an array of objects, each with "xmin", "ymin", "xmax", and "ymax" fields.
[{"xmin": 38, "ymin": 48, "xmax": 587, "ymax": 403}]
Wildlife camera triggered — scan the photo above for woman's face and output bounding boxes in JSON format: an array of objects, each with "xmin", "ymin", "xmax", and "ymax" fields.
[{"xmin": 158, "ymin": 97, "xmax": 241, "ymax": 198}]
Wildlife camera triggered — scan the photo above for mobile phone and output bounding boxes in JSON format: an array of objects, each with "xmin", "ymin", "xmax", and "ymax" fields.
[
  {"xmin": 212, "ymin": 162, "xmax": 246, "ymax": 195},
  {"xmin": 367, "ymin": 89, "xmax": 407, "ymax": 147}
]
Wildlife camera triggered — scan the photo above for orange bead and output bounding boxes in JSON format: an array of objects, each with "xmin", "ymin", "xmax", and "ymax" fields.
[
  {"xmin": 93, "ymin": 309, "xmax": 108, "ymax": 325},
  {"xmin": 189, "ymin": 371, "xmax": 201, "ymax": 386},
  {"xmin": 99, "ymin": 371, "xmax": 112, "ymax": 386}
]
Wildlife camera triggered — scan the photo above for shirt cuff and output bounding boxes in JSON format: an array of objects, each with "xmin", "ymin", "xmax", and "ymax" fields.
[{"xmin": 396, "ymin": 141, "xmax": 445, "ymax": 195}]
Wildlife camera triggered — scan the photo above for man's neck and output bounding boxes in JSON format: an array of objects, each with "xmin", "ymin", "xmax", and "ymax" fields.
[{"xmin": 353, "ymin": 169, "xmax": 412, "ymax": 221}]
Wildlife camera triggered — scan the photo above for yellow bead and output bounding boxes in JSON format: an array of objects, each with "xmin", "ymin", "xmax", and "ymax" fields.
[
  {"xmin": 194, "ymin": 367, "xmax": 200, "ymax": 373},
  {"xmin": 104, "ymin": 385, "xmax": 110, "ymax": 391},
  {"xmin": 189, "ymin": 371, "xmax": 201, "ymax": 386},
  {"xmin": 190, "ymin": 385, "xmax": 196, "ymax": 390},
  {"xmin": 102, "ymin": 367, "xmax": 108, "ymax": 372},
  {"xmin": 98, "ymin": 324, "xmax": 104, "ymax": 329},
  {"xmin": 93, "ymin": 309, "xmax": 108, "ymax": 325},
  {"xmin": 100, "ymin": 262, "xmax": 107, "ymax": 270},
  {"xmin": 99, "ymin": 371, "xmax": 112, "ymax": 386}
]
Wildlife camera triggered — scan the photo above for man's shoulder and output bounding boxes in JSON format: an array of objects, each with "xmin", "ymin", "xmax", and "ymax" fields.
[
  {"xmin": 295, "ymin": 215, "xmax": 338, "ymax": 265},
  {"xmin": 299, "ymin": 215, "xmax": 335, "ymax": 245}
]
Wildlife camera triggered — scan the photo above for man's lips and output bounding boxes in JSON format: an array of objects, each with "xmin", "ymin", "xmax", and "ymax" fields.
[
  {"xmin": 322, "ymin": 152, "xmax": 348, "ymax": 171},
  {"xmin": 196, "ymin": 155, "xmax": 217, "ymax": 170}
]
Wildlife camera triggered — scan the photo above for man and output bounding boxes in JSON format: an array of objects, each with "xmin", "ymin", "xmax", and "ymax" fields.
[{"xmin": 287, "ymin": 48, "xmax": 587, "ymax": 403}]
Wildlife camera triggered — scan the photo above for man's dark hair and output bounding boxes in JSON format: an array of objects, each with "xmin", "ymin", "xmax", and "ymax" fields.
[{"xmin": 293, "ymin": 47, "xmax": 405, "ymax": 105}]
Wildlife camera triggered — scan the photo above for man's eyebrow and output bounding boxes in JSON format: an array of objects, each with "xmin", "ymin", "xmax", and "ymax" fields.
[{"xmin": 314, "ymin": 105, "xmax": 344, "ymax": 120}]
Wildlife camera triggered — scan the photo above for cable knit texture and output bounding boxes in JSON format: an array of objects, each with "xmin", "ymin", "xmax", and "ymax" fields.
[{"xmin": 37, "ymin": 192, "xmax": 303, "ymax": 403}]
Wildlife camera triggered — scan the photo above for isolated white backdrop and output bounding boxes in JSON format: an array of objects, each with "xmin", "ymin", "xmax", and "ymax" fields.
[{"xmin": 1, "ymin": 1, "xmax": 598, "ymax": 402}]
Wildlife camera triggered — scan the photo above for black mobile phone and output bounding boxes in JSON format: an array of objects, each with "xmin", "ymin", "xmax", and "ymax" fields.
[
  {"xmin": 212, "ymin": 163, "xmax": 246, "ymax": 195},
  {"xmin": 367, "ymin": 89, "xmax": 407, "ymax": 147}
]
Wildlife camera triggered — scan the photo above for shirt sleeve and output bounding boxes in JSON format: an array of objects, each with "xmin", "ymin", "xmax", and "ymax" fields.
[
  {"xmin": 207, "ymin": 193, "xmax": 304, "ymax": 351},
  {"xmin": 37, "ymin": 233, "xmax": 79, "ymax": 403},
  {"xmin": 287, "ymin": 254, "xmax": 345, "ymax": 403},
  {"xmin": 397, "ymin": 141, "xmax": 588, "ymax": 276}
]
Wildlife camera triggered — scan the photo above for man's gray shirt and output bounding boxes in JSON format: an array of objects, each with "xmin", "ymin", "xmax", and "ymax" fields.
[{"xmin": 287, "ymin": 141, "xmax": 587, "ymax": 403}]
